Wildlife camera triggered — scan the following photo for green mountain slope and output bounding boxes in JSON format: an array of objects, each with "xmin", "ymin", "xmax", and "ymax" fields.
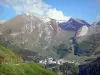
[
  {"xmin": 0, "ymin": 44, "xmax": 55, "ymax": 75},
  {"xmin": 0, "ymin": 44, "xmax": 22, "ymax": 63},
  {"xmin": 0, "ymin": 62, "xmax": 56, "ymax": 75}
]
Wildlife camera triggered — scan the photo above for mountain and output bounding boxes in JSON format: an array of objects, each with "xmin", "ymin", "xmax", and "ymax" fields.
[
  {"xmin": 58, "ymin": 18, "xmax": 90, "ymax": 31},
  {"xmin": 78, "ymin": 57, "xmax": 100, "ymax": 75},
  {"xmin": 92, "ymin": 21, "xmax": 100, "ymax": 25},
  {"xmin": 96, "ymin": 21, "xmax": 100, "ymax": 25},
  {"xmin": 0, "ymin": 14, "xmax": 58, "ymax": 56},
  {"xmin": 0, "ymin": 14, "xmax": 95, "ymax": 63},
  {"xmin": 0, "ymin": 20, "xmax": 6, "ymax": 35},
  {"xmin": 0, "ymin": 20, "xmax": 6, "ymax": 25},
  {"xmin": 60, "ymin": 21, "xmax": 100, "ymax": 63},
  {"xmin": 0, "ymin": 15, "xmax": 75, "ymax": 58},
  {"xmin": 78, "ymin": 21, "xmax": 100, "ymax": 56}
]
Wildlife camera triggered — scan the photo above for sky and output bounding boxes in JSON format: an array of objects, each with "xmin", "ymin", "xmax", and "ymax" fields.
[{"xmin": 0, "ymin": 0, "xmax": 100, "ymax": 24}]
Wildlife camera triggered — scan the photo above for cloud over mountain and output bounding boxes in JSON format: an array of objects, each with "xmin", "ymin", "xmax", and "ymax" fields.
[
  {"xmin": 46, "ymin": 8, "xmax": 70, "ymax": 21},
  {"xmin": 0, "ymin": 0, "xmax": 51, "ymax": 15},
  {"xmin": 0, "ymin": 0, "xmax": 70, "ymax": 20}
]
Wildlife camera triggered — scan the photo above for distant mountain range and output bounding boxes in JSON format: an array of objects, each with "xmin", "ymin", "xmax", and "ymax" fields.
[
  {"xmin": 0, "ymin": 14, "xmax": 100, "ymax": 63},
  {"xmin": 58, "ymin": 18, "xmax": 90, "ymax": 31}
]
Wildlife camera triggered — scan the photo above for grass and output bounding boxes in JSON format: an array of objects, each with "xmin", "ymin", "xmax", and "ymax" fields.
[
  {"xmin": 0, "ymin": 62, "xmax": 56, "ymax": 75},
  {"xmin": 0, "ymin": 43, "xmax": 56, "ymax": 75},
  {"xmin": 0, "ymin": 44, "xmax": 22, "ymax": 63}
]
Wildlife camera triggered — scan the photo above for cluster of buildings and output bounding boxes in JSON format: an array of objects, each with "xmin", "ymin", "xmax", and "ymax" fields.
[{"xmin": 39, "ymin": 57, "xmax": 80, "ymax": 65}]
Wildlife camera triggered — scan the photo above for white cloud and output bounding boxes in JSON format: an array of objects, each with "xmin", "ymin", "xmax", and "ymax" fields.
[
  {"xmin": 96, "ymin": 14, "xmax": 100, "ymax": 19},
  {"xmin": 1, "ymin": 0, "xmax": 51, "ymax": 15},
  {"xmin": 46, "ymin": 8, "xmax": 70, "ymax": 21},
  {"xmin": 0, "ymin": 0, "xmax": 70, "ymax": 20}
]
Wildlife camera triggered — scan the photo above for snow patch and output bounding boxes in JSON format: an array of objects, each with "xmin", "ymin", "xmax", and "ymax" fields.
[
  {"xmin": 77, "ymin": 26, "xmax": 88, "ymax": 37},
  {"xmin": 39, "ymin": 16, "xmax": 51, "ymax": 23},
  {"xmin": 10, "ymin": 32, "xmax": 19, "ymax": 37}
]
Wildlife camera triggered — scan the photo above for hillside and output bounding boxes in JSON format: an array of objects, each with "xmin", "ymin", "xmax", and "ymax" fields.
[
  {"xmin": 0, "ymin": 62, "xmax": 56, "ymax": 75},
  {"xmin": 0, "ymin": 43, "xmax": 55, "ymax": 75},
  {"xmin": 78, "ymin": 21, "xmax": 100, "ymax": 57},
  {"xmin": 0, "ymin": 44, "xmax": 22, "ymax": 63},
  {"xmin": 78, "ymin": 57, "xmax": 100, "ymax": 75},
  {"xmin": 0, "ymin": 15, "xmax": 58, "ymax": 57}
]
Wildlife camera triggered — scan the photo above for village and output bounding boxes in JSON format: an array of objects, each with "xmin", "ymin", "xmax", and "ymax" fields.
[{"xmin": 39, "ymin": 57, "xmax": 80, "ymax": 65}]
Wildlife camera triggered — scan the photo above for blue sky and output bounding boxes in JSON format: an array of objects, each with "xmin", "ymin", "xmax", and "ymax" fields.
[
  {"xmin": 0, "ymin": 7, "xmax": 16, "ymax": 20},
  {"xmin": 0, "ymin": 0, "xmax": 100, "ymax": 24},
  {"xmin": 44, "ymin": 0, "xmax": 100, "ymax": 23}
]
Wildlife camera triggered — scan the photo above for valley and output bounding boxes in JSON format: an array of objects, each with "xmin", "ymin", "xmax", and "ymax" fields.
[{"xmin": 0, "ymin": 14, "xmax": 100, "ymax": 75}]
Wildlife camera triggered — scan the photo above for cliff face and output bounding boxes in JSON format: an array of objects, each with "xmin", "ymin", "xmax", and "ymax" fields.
[{"xmin": 71, "ymin": 37, "xmax": 79, "ymax": 56}]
